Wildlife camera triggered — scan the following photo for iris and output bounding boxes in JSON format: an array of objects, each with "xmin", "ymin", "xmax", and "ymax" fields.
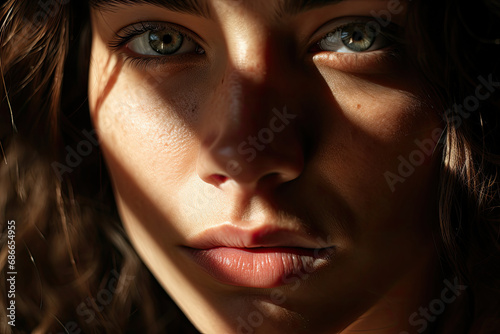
[{"xmin": 149, "ymin": 30, "xmax": 184, "ymax": 55}]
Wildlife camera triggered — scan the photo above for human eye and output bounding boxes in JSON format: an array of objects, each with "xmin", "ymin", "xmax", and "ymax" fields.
[
  {"xmin": 108, "ymin": 22, "xmax": 205, "ymax": 65},
  {"xmin": 311, "ymin": 18, "xmax": 400, "ymax": 54},
  {"xmin": 312, "ymin": 18, "xmax": 398, "ymax": 53},
  {"xmin": 308, "ymin": 17, "xmax": 404, "ymax": 71}
]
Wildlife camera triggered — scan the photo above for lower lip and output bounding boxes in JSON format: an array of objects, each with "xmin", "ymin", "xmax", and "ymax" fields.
[{"xmin": 183, "ymin": 247, "xmax": 334, "ymax": 288}]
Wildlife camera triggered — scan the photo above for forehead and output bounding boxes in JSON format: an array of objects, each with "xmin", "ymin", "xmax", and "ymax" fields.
[{"xmin": 88, "ymin": 0, "xmax": 359, "ymax": 18}]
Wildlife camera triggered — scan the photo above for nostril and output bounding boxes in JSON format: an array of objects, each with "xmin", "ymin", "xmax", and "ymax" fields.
[{"xmin": 211, "ymin": 174, "xmax": 228, "ymax": 184}]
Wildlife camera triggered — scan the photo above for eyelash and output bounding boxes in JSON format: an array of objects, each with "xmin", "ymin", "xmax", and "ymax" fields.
[
  {"xmin": 108, "ymin": 20, "xmax": 404, "ymax": 69},
  {"xmin": 313, "ymin": 20, "xmax": 401, "ymax": 49},
  {"xmin": 108, "ymin": 22, "xmax": 203, "ymax": 67}
]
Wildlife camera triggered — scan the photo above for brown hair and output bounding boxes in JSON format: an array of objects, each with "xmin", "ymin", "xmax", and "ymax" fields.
[
  {"xmin": 406, "ymin": 0, "xmax": 500, "ymax": 331},
  {"xmin": 1, "ymin": 0, "xmax": 499, "ymax": 333},
  {"xmin": 0, "ymin": 1, "xmax": 195, "ymax": 333}
]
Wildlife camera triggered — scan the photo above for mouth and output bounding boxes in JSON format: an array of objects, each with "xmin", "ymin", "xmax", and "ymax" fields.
[
  {"xmin": 182, "ymin": 246, "xmax": 334, "ymax": 288},
  {"xmin": 181, "ymin": 223, "xmax": 335, "ymax": 288}
]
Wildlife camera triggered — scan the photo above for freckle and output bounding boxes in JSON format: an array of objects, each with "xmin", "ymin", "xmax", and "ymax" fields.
[{"xmin": 357, "ymin": 104, "xmax": 361, "ymax": 109}]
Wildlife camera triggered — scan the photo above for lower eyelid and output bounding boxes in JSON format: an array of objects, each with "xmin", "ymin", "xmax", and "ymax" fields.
[
  {"xmin": 312, "ymin": 49, "xmax": 400, "ymax": 73},
  {"xmin": 118, "ymin": 51, "xmax": 208, "ymax": 71}
]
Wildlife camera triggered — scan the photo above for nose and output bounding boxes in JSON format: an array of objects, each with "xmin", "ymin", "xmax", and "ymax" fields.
[{"xmin": 196, "ymin": 40, "xmax": 305, "ymax": 193}]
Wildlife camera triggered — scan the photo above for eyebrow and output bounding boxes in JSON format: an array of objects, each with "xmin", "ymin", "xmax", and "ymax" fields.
[
  {"xmin": 89, "ymin": 0, "xmax": 211, "ymax": 17},
  {"xmin": 279, "ymin": 0, "xmax": 345, "ymax": 15},
  {"xmin": 89, "ymin": 0, "xmax": 346, "ymax": 18}
]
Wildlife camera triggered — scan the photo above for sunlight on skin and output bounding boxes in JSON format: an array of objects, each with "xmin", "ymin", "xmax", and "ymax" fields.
[{"xmin": 88, "ymin": 0, "xmax": 443, "ymax": 332}]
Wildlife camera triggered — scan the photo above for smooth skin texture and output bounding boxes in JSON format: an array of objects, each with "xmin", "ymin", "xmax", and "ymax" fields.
[{"xmin": 88, "ymin": 0, "xmax": 443, "ymax": 332}]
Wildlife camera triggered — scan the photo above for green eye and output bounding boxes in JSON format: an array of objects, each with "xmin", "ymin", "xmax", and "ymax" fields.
[
  {"xmin": 318, "ymin": 22, "xmax": 390, "ymax": 53},
  {"xmin": 124, "ymin": 24, "xmax": 204, "ymax": 57},
  {"xmin": 339, "ymin": 24, "xmax": 377, "ymax": 52},
  {"xmin": 149, "ymin": 30, "xmax": 184, "ymax": 55}
]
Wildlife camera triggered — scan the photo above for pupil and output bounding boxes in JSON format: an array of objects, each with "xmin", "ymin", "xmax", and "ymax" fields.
[
  {"xmin": 352, "ymin": 31, "xmax": 364, "ymax": 42},
  {"xmin": 163, "ymin": 34, "xmax": 173, "ymax": 44}
]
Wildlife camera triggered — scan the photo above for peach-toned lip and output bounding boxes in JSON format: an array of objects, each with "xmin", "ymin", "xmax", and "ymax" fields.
[
  {"xmin": 183, "ymin": 246, "xmax": 334, "ymax": 288},
  {"xmin": 184, "ymin": 223, "xmax": 334, "ymax": 249},
  {"xmin": 181, "ymin": 223, "xmax": 335, "ymax": 288}
]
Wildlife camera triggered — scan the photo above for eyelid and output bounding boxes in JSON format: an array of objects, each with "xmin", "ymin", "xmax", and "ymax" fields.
[
  {"xmin": 312, "ymin": 47, "xmax": 403, "ymax": 73},
  {"xmin": 108, "ymin": 21, "xmax": 206, "ymax": 51}
]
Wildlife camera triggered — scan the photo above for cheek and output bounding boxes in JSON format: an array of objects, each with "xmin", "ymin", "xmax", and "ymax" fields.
[
  {"xmin": 314, "ymin": 70, "xmax": 442, "ymax": 228},
  {"xmin": 88, "ymin": 56, "xmax": 206, "ymax": 218}
]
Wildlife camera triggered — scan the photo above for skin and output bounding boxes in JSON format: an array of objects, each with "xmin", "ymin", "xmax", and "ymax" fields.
[{"xmin": 88, "ymin": 0, "xmax": 444, "ymax": 332}]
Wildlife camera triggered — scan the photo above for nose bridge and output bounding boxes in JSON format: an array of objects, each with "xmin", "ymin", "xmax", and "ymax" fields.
[
  {"xmin": 222, "ymin": 11, "xmax": 275, "ymax": 81},
  {"xmin": 211, "ymin": 20, "xmax": 296, "ymax": 142},
  {"xmin": 202, "ymin": 69, "xmax": 299, "ymax": 178},
  {"xmin": 216, "ymin": 69, "xmax": 278, "ymax": 144},
  {"xmin": 196, "ymin": 26, "xmax": 304, "ymax": 190}
]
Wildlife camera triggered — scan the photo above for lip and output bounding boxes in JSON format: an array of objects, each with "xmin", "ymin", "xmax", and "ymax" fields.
[{"xmin": 181, "ymin": 223, "xmax": 335, "ymax": 288}]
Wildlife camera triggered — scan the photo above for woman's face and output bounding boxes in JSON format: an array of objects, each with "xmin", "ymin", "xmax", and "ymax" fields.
[{"xmin": 89, "ymin": 0, "xmax": 442, "ymax": 332}]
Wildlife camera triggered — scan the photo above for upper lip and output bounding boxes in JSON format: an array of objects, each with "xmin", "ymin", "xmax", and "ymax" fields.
[{"xmin": 184, "ymin": 222, "xmax": 333, "ymax": 250}]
